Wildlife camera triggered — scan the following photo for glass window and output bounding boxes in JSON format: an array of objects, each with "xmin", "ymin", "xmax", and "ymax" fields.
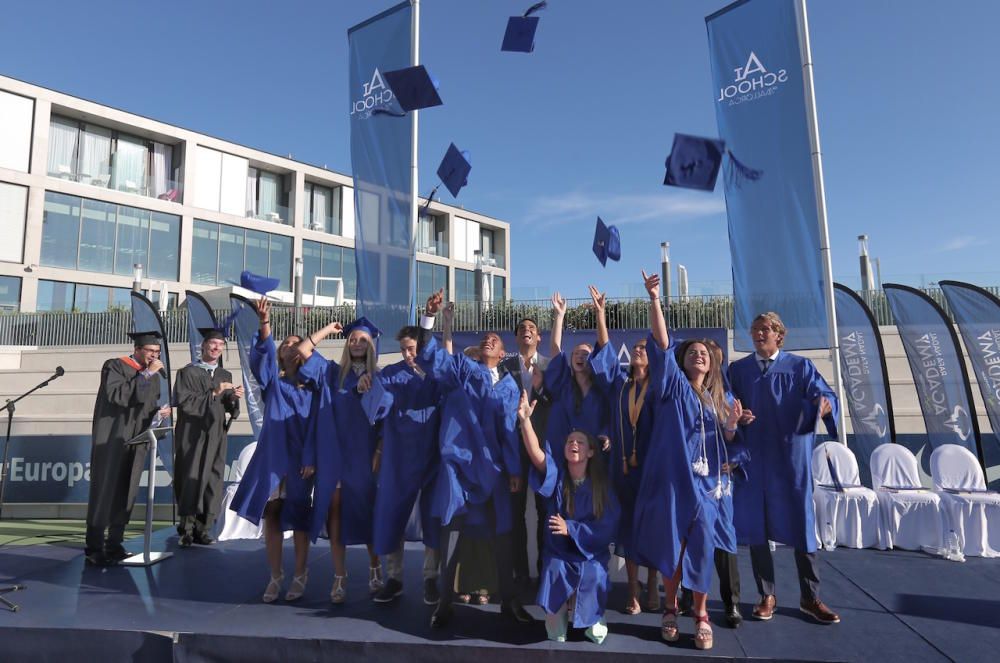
[
  {"xmin": 110, "ymin": 287, "xmax": 132, "ymax": 310},
  {"xmin": 268, "ymin": 234, "xmax": 291, "ymax": 291},
  {"xmin": 47, "ymin": 117, "xmax": 79, "ymax": 177},
  {"xmin": 455, "ymin": 268, "xmax": 475, "ymax": 302},
  {"xmin": 493, "ymin": 275, "xmax": 506, "ymax": 303},
  {"xmin": 244, "ymin": 229, "xmax": 269, "ymax": 279},
  {"xmin": 150, "ymin": 290, "xmax": 178, "ymax": 310},
  {"xmin": 0, "ymin": 181, "xmax": 28, "ymax": 264},
  {"xmin": 41, "ymin": 192, "xmax": 81, "ymax": 268},
  {"xmin": 321, "ymin": 243, "xmax": 344, "ymax": 297},
  {"xmin": 0, "ymin": 275, "xmax": 21, "ymax": 311},
  {"xmin": 113, "ymin": 133, "xmax": 149, "ymax": 194},
  {"xmin": 148, "ymin": 211, "xmax": 180, "ymax": 280},
  {"xmin": 36, "ymin": 280, "xmax": 76, "ymax": 312},
  {"xmin": 342, "ymin": 248, "xmax": 356, "ymax": 300},
  {"xmin": 191, "ymin": 220, "xmax": 219, "ymax": 285},
  {"xmin": 219, "ymin": 224, "xmax": 246, "ymax": 287},
  {"xmin": 78, "ymin": 199, "xmax": 116, "ymax": 273},
  {"xmin": 114, "ymin": 205, "xmax": 150, "ymax": 276},
  {"xmin": 80, "ymin": 124, "xmax": 112, "ymax": 185},
  {"xmin": 302, "ymin": 240, "xmax": 322, "ymax": 296},
  {"xmin": 74, "ymin": 284, "xmax": 109, "ymax": 312}
]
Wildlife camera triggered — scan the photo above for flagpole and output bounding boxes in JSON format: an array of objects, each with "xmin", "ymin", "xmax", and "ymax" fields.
[
  {"xmin": 409, "ymin": 0, "xmax": 420, "ymax": 324},
  {"xmin": 795, "ymin": 0, "xmax": 847, "ymax": 442}
]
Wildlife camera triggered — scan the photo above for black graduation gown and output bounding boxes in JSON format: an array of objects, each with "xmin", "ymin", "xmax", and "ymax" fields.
[
  {"xmin": 173, "ymin": 363, "xmax": 238, "ymax": 521},
  {"xmin": 87, "ymin": 357, "xmax": 162, "ymax": 529}
]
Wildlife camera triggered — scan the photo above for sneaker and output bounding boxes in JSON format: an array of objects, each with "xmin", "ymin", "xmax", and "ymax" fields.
[
  {"xmin": 368, "ymin": 565, "xmax": 384, "ymax": 594},
  {"xmin": 373, "ymin": 577, "xmax": 403, "ymax": 603},
  {"xmin": 799, "ymin": 598, "xmax": 840, "ymax": 624},
  {"xmin": 423, "ymin": 578, "xmax": 441, "ymax": 605}
]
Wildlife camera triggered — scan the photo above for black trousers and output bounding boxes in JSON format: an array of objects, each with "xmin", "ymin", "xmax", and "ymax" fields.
[
  {"xmin": 510, "ymin": 484, "xmax": 545, "ymax": 581},
  {"xmin": 438, "ymin": 506, "xmax": 515, "ymax": 605},
  {"xmin": 681, "ymin": 548, "xmax": 741, "ymax": 608},
  {"xmin": 750, "ymin": 543, "xmax": 820, "ymax": 602},
  {"xmin": 85, "ymin": 524, "xmax": 126, "ymax": 554}
]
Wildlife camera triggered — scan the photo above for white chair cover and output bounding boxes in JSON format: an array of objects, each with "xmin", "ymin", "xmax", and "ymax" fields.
[
  {"xmin": 812, "ymin": 441, "xmax": 881, "ymax": 549},
  {"xmin": 869, "ymin": 444, "xmax": 942, "ymax": 551},
  {"xmin": 215, "ymin": 441, "xmax": 267, "ymax": 541},
  {"xmin": 929, "ymin": 444, "xmax": 1000, "ymax": 558}
]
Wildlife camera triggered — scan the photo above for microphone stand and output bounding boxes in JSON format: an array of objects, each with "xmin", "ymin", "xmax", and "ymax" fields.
[{"xmin": 0, "ymin": 367, "xmax": 64, "ymax": 612}]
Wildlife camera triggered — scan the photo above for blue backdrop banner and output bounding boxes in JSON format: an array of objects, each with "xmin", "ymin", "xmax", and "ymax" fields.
[
  {"xmin": 940, "ymin": 281, "xmax": 1000, "ymax": 483},
  {"xmin": 348, "ymin": 1, "xmax": 415, "ymax": 338},
  {"xmin": 706, "ymin": 0, "xmax": 830, "ymax": 351},
  {"xmin": 834, "ymin": 284, "xmax": 894, "ymax": 471},
  {"xmin": 884, "ymin": 284, "xmax": 983, "ymax": 464},
  {"xmin": 229, "ymin": 295, "xmax": 264, "ymax": 442},
  {"xmin": 184, "ymin": 290, "xmax": 218, "ymax": 365},
  {"xmin": 130, "ymin": 292, "xmax": 174, "ymax": 476}
]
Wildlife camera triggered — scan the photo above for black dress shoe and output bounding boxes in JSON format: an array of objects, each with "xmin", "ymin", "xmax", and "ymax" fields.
[
  {"xmin": 725, "ymin": 604, "xmax": 743, "ymax": 628},
  {"xmin": 179, "ymin": 533, "xmax": 193, "ymax": 547},
  {"xmin": 85, "ymin": 550, "xmax": 112, "ymax": 567},
  {"xmin": 423, "ymin": 578, "xmax": 441, "ymax": 605},
  {"xmin": 430, "ymin": 603, "xmax": 454, "ymax": 628},
  {"xmin": 373, "ymin": 577, "xmax": 404, "ymax": 603},
  {"xmin": 678, "ymin": 588, "xmax": 694, "ymax": 616},
  {"xmin": 500, "ymin": 598, "xmax": 533, "ymax": 623},
  {"xmin": 193, "ymin": 531, "xmax": 215, "ymax": 545},
  {"xmin": 104, "ymin": 544, "xmax": 129, "ymax": 563}
]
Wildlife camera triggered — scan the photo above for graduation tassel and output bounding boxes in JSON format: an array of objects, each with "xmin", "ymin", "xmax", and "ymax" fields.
[
  {"xmin": 420, "ymin": 183, "xmax": 441, "ymax": 216},
  {"xmin": 371, "ymin": 106, "xmax": 406, "ymax": 118},
  {"xmin": 523, "ymin": 1, "xmax": 547, "ymax": 17},
  {"xmin": 629, "ymin": 449, "xmax": 638, "ymax": 468},
  {"xmin": 726, "ymin": 149, "xmax": 764, "ymax": 189}
]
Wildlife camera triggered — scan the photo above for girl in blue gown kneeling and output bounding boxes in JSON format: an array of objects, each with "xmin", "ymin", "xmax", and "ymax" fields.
[{"xmin": 517, "ymin": 392, "xmax": 620, "ymax": 644}]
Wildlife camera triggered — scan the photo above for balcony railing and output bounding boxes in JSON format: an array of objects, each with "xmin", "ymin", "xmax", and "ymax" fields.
[
  {"xmin": 252, "ymin": 204, "xmax": 291, "ymax": 225},
  {"xmin": 48, "ymin": 167, "xmax": 182, "ymax": 203}
]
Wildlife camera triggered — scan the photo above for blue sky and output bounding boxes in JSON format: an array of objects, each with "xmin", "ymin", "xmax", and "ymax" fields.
[{"xmin": 2, "ymin": 0, "xmax": 998, "ymax": 299}]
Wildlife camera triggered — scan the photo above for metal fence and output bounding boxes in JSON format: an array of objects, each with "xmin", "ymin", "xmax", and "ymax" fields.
[{"xmin": 1, "ymin": 287, "xmax": 996, "ymax": 347}]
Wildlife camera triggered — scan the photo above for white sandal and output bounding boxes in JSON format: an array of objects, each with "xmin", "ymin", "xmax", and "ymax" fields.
[
  {"xmin": 368, "ymin": 565, "xmax": 384, "ymax": 594},
  {"xmin": 693, "ymin": 612, "xmax": 713, "ymax": 650},
  {"xmin": 262, "ymin": 573, "xmax": 284, "ymax": 603},
  {"xmin": 285, "ymin": 572, "xmax": 308, "ymax": 601},
  {"xmin": 661, "ymin": 607, "xmax": 679, "ymax": 642},
  {"xmin": 330, "ymin": 575, "xmax": 347, "ymax": 604}
]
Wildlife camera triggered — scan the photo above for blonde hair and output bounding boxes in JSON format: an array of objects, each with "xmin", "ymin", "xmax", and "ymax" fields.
[
  {"xmin": 677, "ymin": 338, "xmax": 730, "ymax": 422},
  {"xmin": 752, "ymin": 312, "xmax": 786, "ymax": 347},
  {"xmin": 338, "ymin": 330, "xmax": 378, "ymax": 388}
]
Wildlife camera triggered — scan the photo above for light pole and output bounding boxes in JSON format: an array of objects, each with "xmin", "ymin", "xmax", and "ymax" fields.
[
  {"xmin": 132, "ymin": 263, "xmax": 143, "ymax": 293},
  {"xmin": 678, "ymin": 264, "xmax": 689, "ymax": 302},
  {"xmin": 858, "ymin": 235, "xmax": 875, "ymax": 292},
  {"xmin": 293, "ymin": 257, "xmax": 304, "ymax": 332},
  {"xmin": 660, "ymin": 242, "xmax": 671, "ymax": 304}
]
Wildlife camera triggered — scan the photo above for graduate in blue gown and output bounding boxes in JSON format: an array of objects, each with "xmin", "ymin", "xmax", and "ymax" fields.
[
  {"xmin": 632, "ymin": 271, "xmax": 743, "ymax": 651},
  {"xmin": 296, "ymin": 317, "xmax": 383, "ymax": 604},
  {"xmin": 585, "ymin": 284, "xmax": 660, "ymax": 615},
  {"xmin": 544, "ymin": 291, "xmax": 611, "ymax": 456},
  {"xmin": 362, "ymin": 324, "xmax": 443, "ymax": 605},
  {"xmin": 416, "ymin": 291, "xmax": 533, "ymax": 628},
  {"xmin": 727, "ymin": 311, "xmax": 841, "ymax": 625},
  {"xmin": 231, "ymin": 297, "xmax": 322, "ymax": 604},
  {"xmin": 518, "ymin": 392, "xmax": 620, "ymax": 644}
]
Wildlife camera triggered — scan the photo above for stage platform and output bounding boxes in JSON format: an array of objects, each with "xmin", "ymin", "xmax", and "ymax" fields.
[{"xmin": 1, "ymin": 527, "xmax": 996, "ymax": 662}]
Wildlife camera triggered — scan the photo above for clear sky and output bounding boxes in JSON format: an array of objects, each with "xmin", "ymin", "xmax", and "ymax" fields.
[{"xmin": 2, "ymin": 0, "xmax": 998, "ymax": 300}]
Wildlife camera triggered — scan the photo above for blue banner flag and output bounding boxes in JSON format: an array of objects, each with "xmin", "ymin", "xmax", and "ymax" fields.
[
  {"xmin": 184, "ymin": 290, "xmax": 218, "ymax": 365},
  {"xmin": 940, "ymin": 281, "xmax": 1000, "ymax": 485},
  {"xmin": 706, "ymin": 0, "xmax": 831, "ymax": 351},
  {"xmin": 130, "ymin": 291, "xmax": 174, "ymax": 476},
  {"xmin": 834, "ymin": 284, "xmax": 894, "ymax": 475},
  {"xmin": 348, "ymin": 1, "xmax": 415, "ymax": 339},
  {"xmin": 884, "ymin": 284, "xmax": 984, "ymax": 466},
  {"xmin": 229, "ymin": 294, "xmax": 264, "ymax": 441}
]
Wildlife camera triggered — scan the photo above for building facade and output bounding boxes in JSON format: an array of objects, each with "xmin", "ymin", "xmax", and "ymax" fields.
[{"xmin": 0, "ymin": 75, "xmax": 510, "ymax": 313}]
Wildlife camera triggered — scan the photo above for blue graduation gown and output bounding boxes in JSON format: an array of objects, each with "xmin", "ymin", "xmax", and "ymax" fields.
[
  {"xmin": 633, "ymin": 336, "xmax": 735, "ymax": 594},
  {"xmin": 544, "ymin": 350, "xmax": 610, "ymax": 446},
  {"xmin": 588, "ymin": 341, "xmax": 655, "ymax": 560},
  {"xmin": 299, "ymin": 353, "xmax": 379, "ymax": 545},
  {"xmin": 364, "ymin": 361, "xmax": 442, "ymax": 553},
  {"xmin": 532, "ymin": 452, "xmax": 620, "ymax": 628},
  {"xmin": 231, "ymin": 334, "xmax": 326, "ymax": 532},
  {"xmin": 417, "ymin": 336, "xmax": 520, "ymax": 534},
  {"xmin": 728, "ymin": 352, "xmax": 839, "ymax": 553}
]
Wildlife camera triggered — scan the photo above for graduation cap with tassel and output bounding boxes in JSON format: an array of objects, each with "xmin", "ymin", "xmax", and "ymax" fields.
[
  {"xmin": 502, "ymin": 1, "xmax": 548, "ymax": 53},
  {"xmin": 663, "ymin": 133, "xmax": 763, "ymax": 192},
  {"xmin": 420, "ymin": 143, "xmax": 472, "ymax": 215},
  {"xmin": 372, "ymin": 65, "xmax": 443, "ymax": 117}
]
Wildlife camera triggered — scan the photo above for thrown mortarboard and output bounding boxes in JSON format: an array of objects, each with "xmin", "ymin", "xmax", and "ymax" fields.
[
  {"xmin": 382, "ymin": 65, "xmax": 442, "ymax": 112},
  {"xmin": 502, "ymin": 1, "xmax": 547, "ymax": 53},
  {"xmin": 343, "ymin": 316, "xmax": 382, "ymax": 340},
  {"xmin": 361, "ymin": 373, "xmax": 392, "ymax": 426},
  {"xmin": 197, "ymin": 327, "xmax": 227, "ymax": 342},
  {"xmin": 128, "ymin": 330, "xmax": 163, "ymax": 346},
  {"xmin": 664, "ymin": 133, "xmax": 726, "ymax": 192},
  {"xmin": 240, "ymin": 270, "xmax": 280, "ymax": 296},
  {"xmin": 437, "ymin": 143, "xmax": 472, "ymax": 198},
  {"xmin": 592, "ymin": 217, "xmax": 621, "ymax": 267}
]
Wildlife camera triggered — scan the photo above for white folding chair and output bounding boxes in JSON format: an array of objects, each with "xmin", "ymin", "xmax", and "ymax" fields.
[
  {"xmin": 870, "ymin": 444, "xmax": 942, "ymax": 552},
  {"xmin": 812, "ymin": 441, "xmax": 882, "ymax": 549},
  {"xmin": 929, "ymin": 444, "xmax": 1000, "ymax": 558},
  {"xmin": 215, "ymin": 441, "xmax": 267, "ymax": 541}
]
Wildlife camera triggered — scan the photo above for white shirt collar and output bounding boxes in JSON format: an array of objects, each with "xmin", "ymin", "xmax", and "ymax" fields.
[{"xmin": 755, "ymin": 349, "xmax": 780, "ymax": 362}]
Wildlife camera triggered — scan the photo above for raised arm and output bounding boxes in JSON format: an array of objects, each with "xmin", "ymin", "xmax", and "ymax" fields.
[
  {"xmin": 643, "ymin": 270, "xmax": 669, "ymax": 350},
  {"xmin": 550, "ymin": 292, "xmax": 566, "ymax": 356},
  {"xmin": 296, "ymin": 319, "xmax": 343, "ymax": 361},
  {"xmin": 255, "ymin": 297, "xmax": 272, "ymax": 341},
  {"xmin": 442, "ymin": 301, "xmax": 454, "ymax": 355},
  {"xmin": 589, "ymin": 284, "xmax": 609, "ymax": 348},
  {"xmin": 517, "ymin": 391, "xmax": 546, "ymax": 473}
]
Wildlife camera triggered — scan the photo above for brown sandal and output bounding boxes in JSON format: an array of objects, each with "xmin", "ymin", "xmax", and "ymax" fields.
[
  {"xmin": 661, "ymin": 606, "xmax": 679, "ymax": 642},
  {"xmin": 693, "ymin": 612, "xmax": 713, "ymax": 650}
]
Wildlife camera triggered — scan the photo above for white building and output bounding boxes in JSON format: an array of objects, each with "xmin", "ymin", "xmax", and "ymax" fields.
[{"xmin": 0, "ymin": 74, "xmax": 511, "ymax": 313}]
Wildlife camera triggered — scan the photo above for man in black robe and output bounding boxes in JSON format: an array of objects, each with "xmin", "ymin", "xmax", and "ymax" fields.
[
  {"xmin": 86, "ymin": 331, "xmax": 171, "ymax": 566},
  {"xmin": 173, "ymin": 328, "xmax": 242, "ymax": 546}
]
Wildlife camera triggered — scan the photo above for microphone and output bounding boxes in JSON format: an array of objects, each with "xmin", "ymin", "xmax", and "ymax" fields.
[
  {"xmin": 158, "ymin": 368, "xmax": 168, "ymax": 380},
  {"xmin": 55, "ymin": 366, "xmax": 65, "ymax": 377}
]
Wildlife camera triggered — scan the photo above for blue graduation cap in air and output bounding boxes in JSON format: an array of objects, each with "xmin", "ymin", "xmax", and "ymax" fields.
[
  {"xmin": 592, "ymin": 217, "xmax": 621, "ymax": 267},
  {"xmin": 664, "ymin": 133, "xmax": 726, "ymax": 192},
  {"xmin": 382, "ymin": 65, "xmax": 443, "ymax": 112},
  {"xmin": 502, "ymin": 1, "xmax": 547, "ymax": 53},
  {"xmin": 361, "ymin": 373, "xmax": 391, "ymax": 425},
  {"xmin": 343, "ymin": 316, "xmax": 382, "ymax": 340},
  {"xmin": 437, "ymin": 143, "xmax": 472, "ymax": 198},
  {"xmin": 240, "ymin": 270, "xmax": 280, "ymax": 296}
]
